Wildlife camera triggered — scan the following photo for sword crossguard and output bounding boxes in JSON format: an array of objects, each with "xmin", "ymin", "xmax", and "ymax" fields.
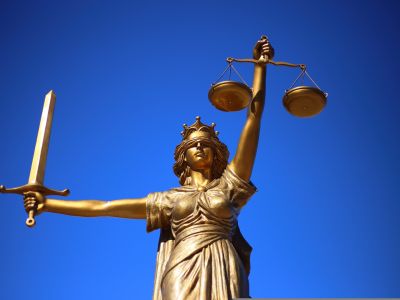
[{"xmin": 0, "ymin": 183, "xmax": 69, "ymax": 227}]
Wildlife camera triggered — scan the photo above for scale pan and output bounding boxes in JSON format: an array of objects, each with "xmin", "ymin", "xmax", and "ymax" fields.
[
  {"xmin": 283, "ymin": 86, "xmax": 327, "ymax": 117},
  {"xmin": 208, "ymin": 81, "xmax": 252, "ymax": 112}
]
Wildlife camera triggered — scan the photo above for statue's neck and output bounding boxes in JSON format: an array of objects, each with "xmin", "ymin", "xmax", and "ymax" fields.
[{"xmin": 189, "ymin": 169, "xmax": 213, "ymax": 188}]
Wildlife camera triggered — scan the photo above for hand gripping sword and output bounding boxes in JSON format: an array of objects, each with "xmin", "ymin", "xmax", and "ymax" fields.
[{"xmin": 0, "ymin": 90, "xmax": 69, "ymax": 227}]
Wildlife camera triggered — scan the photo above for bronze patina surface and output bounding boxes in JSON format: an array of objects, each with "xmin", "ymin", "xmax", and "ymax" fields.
[
  {"xmin": 21, "ymin": 36, "xmax": 270, "ymax": 299},
  {"xmin": 208, "ymin": 80, "xmax": 253, "ymax": 111},
  {"xmin": 283, "ymin": 86, "xmax": 327, "ymax": 117},
  {"xmin": 1, "ymin": 35, "xmax": 325, "ymax": 299}
]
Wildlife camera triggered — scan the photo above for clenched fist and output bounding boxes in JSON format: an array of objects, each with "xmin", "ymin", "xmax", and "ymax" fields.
[
  {"xmin": 24, "ymin": 191, "xmax": 46, "ymax": 215},
  {"xmin": 253, "ymin": 35, "xmax": 274, "ymax": 62}
]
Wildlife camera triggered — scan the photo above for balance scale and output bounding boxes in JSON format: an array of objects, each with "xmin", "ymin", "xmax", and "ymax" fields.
[{"xmin": 208, "ymin": 39, "xmax": 327, "ymax": 118}]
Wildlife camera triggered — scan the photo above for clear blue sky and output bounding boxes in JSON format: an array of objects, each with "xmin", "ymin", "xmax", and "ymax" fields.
[{"xmin": 1, "ymin": 0, "xmax": 399, "ymax": 299}]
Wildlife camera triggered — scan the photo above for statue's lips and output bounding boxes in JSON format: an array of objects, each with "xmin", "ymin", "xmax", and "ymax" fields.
[{"xmin": 195, "ymin": 152, "xmax": 205, "ymax": 158}]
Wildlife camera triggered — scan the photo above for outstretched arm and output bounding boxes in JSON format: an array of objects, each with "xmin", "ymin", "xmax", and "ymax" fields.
[
  {"xmin": 24, "ymin": 192, "xmax": 147, "ymax": 219},
  {"xmin": 229, "ymin": 36, "xmax": 273, "ymax": 181}
]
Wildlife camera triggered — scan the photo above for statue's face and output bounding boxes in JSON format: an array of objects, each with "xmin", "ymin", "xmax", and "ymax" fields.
[{"xmin": 184, "ymin": 131, "xmax": 214, "ymax": 171}]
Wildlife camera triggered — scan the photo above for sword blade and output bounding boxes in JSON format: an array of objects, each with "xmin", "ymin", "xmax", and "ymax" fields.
[{"xmin": 28, "ymin": 90, "xmax": 56, "ymax": 185}]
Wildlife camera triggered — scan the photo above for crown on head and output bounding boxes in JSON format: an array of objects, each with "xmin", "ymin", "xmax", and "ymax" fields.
[{"xmin": 181, "ymin": 116, "xmax": 219, "ymax": 140}]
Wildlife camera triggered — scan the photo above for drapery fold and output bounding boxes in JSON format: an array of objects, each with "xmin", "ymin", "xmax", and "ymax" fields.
[{"xmin": 146, "ymin": 167, "xmax": 256, "ymax": 300}]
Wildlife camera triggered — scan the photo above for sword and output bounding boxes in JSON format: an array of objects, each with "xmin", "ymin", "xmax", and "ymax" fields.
[{"xmin": 0, "ymin": 90, "xmax": 69, "ymax": 227}]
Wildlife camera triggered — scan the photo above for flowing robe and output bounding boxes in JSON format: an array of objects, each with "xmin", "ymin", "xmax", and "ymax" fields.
[{"xmin": 146, "ymin": 167, "xmax": 256, "ymax": 300}]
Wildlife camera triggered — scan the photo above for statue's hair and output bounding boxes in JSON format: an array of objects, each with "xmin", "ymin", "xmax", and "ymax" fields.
[{"xmin": 173, "ymin": 136, "xmax": 229, "ymax": 185}]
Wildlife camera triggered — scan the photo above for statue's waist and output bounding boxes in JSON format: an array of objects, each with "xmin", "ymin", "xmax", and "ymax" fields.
[{"xmin": 174, "ymin": 223, "xmax": 231, "ymax": 245}]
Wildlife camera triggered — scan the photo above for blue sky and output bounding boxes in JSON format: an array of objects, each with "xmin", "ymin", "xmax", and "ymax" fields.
[{"xmin": 1, "ymin": 1, "xmax": 399, "ymax": 299}]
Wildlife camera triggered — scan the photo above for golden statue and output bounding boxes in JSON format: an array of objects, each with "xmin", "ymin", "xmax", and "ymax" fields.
[{"xmin": 1, "ymin": 35, "xmax": 326, "ymax": 299}]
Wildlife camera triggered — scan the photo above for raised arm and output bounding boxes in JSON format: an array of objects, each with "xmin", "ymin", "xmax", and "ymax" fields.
[
  {"xmin": 24, "ymin": 192, "xmax": 147, "ymax": 219},
  {"xmin": 229, "ymin": 36, "xmax": 273, "ymax": 181}
]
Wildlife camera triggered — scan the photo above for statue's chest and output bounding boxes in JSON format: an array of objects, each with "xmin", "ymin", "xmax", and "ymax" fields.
[{"xmin": 172, "ymin": 190, "xmax": 232, "ymax": 220}]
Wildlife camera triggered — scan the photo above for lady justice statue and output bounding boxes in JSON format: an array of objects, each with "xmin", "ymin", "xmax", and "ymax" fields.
[{"xmin": 22, "ymin": 36, "xmax": 272, "ymax": 300}]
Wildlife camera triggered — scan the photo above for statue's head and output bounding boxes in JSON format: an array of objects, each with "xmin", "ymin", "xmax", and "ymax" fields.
[{"xmin": 173, "ymin": 116, "xmax": 229, "ymax": 185}]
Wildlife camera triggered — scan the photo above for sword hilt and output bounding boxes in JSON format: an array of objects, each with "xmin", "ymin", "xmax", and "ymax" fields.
[
  {"xmin": 0, "ymin": 183, "xmax": 70, "ymax": 227},
  {"xmin": 26, "ymin": 210, "xmax": 36, "ymax": 227}
]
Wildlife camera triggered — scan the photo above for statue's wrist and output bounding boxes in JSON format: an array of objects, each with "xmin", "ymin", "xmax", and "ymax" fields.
[{"xmin": 38, "ymin": 199, "xmax": 48, "ymax": 214}]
